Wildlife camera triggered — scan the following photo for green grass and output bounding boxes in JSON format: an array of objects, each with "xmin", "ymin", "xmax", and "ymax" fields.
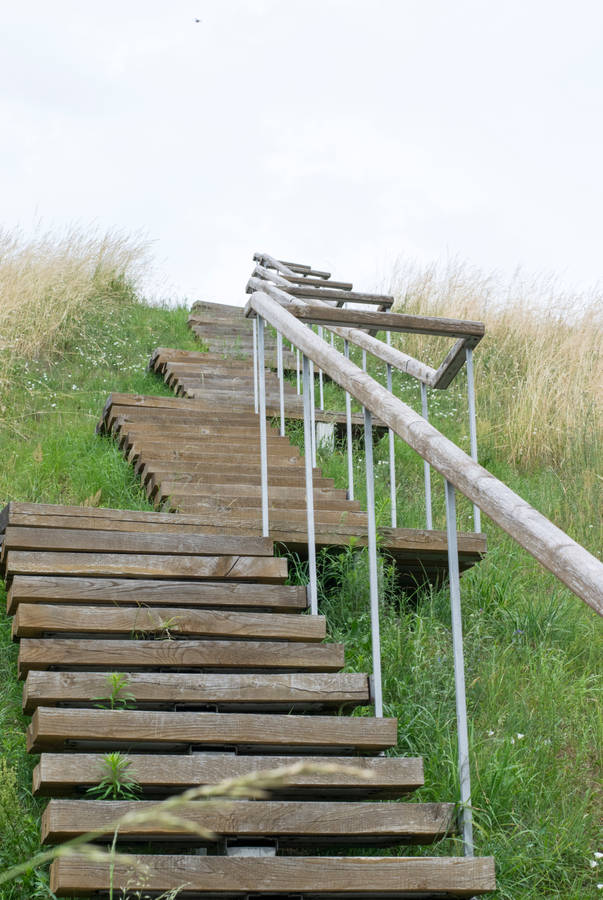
[{"xmin": 0, "ymin": 299, "xmax": 601, "ymax": 898}]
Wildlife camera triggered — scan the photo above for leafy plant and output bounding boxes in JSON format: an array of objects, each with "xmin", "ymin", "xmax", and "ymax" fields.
[
  {"xmin": 93, "ymin": 673, "xmax": 136, "ymax": 711},
  {"xmin": 86, "ymin": 752, "xmax": 142, "ymax": 801}
]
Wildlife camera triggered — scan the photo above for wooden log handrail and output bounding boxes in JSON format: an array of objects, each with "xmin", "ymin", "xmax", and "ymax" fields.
[
  {"xmin": 249, "ymin": 259, "xmax": 483, "ymax": 389},
  {"xmin": 245, "ymin": 289, "xmax": 603, "ymax": 616}
]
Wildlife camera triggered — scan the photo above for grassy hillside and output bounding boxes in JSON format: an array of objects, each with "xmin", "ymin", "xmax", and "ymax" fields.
[{"xmin": 0, "ymin": 239, "xmax": 600, "ymax": 898}]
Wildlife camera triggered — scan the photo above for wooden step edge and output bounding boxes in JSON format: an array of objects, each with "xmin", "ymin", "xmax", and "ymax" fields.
[
  {"xmin": 22, "ymin": 670, "xmax": 367, "ymax": 714},
  {"xmin": 41, "ymin": 798, "xmax": 458, "ymax": 845},
  {"xmin": 49, "ymin": 854, "xmax": 497, "ymax": 897},
  {"xmin": 33, "ymin": 752, "xmax": 424, "ymax": 798}
]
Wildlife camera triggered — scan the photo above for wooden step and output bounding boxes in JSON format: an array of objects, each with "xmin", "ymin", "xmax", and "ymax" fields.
[
  {"xmin": 41, "ymin": 798, "xmax": 456, "ymax": 846},
  {"xmin": 1, "ymin": 526, "xmax": 273, "ymax": 559},
  {"xmin": 50, "ymin": 854, "xmax": 496, "ymax": 897},
  {"xmin": 27, "ymin": 708, "xmax": 398, "ymax": 752},
  {"xmin": 7, "ymin": 576, "xmax": 307, "ymax": 615},
  {"xmin": 33, "ymin": 752, "xmax": 423, "ymax": 798},
  {"xmin": 23, "ymin": 671, "xmax": 369, "ymax": 713},
  {"xmin": 18, "ymin": 637, "xmax": 344, "ymax": 678},
  {"xmin": 13, "ymin": 604, "xmax": 326, "ymax": 641},
  {"xmin": 4, "ymin": 551, "xmax": 287, "ymax": 583}
]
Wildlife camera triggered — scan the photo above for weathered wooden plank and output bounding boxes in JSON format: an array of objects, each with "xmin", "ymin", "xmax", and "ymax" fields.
[
  {"xmin": 1, "ymin": 526, "xmax": 272, "ymax": 558},
  {"xmin": 5, "ymin": 551, "xmax": 287, "ymax": 584},
  {"xmin": 28, "ymin": 708, "xmax": 397, "ymax": 752},
  {"xmin": 289, "ymin": 305, "xmax": 485, "ymax": 338},
  {"xmin": 50, "ymin": 854, "xmax": 496, "ymax": 896},
  {"xmin": 14, "ymin": 604, "xmax": 326, "ymax": 640},
  {"xmin": 18, "ymin": 638, "xmax": 344, "ymax": 678},
  {"xmin": 174, "ymin": 502, "xmax": 368, "ymax": 527},
  {"xmin": 41, "ymin": 798, "xmax": 456, "ymax": 845},
  {"xmin": 23, "ymin": 671, "xmax": 368, "ymax": 713},
  {"xmin": 7, "ymin": 576, "xmax": 307, "ymax": 615},
  {"xmin": 33, "ymin": 751, "xmax": 423, "ymax": 798}
]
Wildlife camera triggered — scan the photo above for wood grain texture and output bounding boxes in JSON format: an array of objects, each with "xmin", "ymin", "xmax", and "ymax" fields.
[
  {"xmin": 13, "ymin": 604, "xmax": 325, "ymax": 640},
  {"xmin": 41, "ymin": 798, "xmax": 456, "ymax": 845},
  {"xmin": 27, "ymin": 707, "xmax": 398, "ymax": 752},
  {"xmin": 1, "ymin": 526, "xmax": 272, "ymax": 558},
  {"xmin": 7, "ymin": 576, "xmax": 307, "ymax": 615},
  {"xmin": 5, "ymin": 551, "xmax": 287, "ymax": 583},
  {"xmin": 23, "ymin": 671, "xmax": 368, "ymax": 713},
  {"xmin": 33, "ymin": 751, "xmax": 423, "ymax": 798},
  {"xmin": 50, "ymin": 854, "xmax": 496, "ymax": 896},
  {"xmin": 18, "ymin": 637, "xmax": 344, "ymax": 678},
  {"xmin": 289, "ymin": 305, "xmax": 485, "ymax": 338}
]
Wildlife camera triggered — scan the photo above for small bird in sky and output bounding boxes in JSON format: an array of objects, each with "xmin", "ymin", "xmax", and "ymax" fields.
[{"xmin": 194, "ymin": 18, "xmax": 202, "ymax": 23}]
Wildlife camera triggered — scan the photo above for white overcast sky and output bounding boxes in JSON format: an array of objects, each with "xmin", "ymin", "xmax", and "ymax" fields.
[{"xmin": 2, "ymin": 0, "xmax": 603, "ymax": 305}]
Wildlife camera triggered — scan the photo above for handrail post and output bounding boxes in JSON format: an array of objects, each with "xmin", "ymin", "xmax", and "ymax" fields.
[
  {"xmin": 256, "ymin": 315, "xmax": 269, "ymax": 538},
  {"xmin": 344, "ymin": 339, "xmax": 354, "ymax": 501},
  {"xmin": 277, "ymin": 331, "xmax": 285, "ymax": 437},
  {"xmin": 309, "ymin": 359, "xmax": 317, "ymax": 468},
  {"xmin": 444, "ymin": 479, "xmax": 474, "ymax": 857},
  {"xmin": 421, "ymin": 382, "xmax": 433, "ymax": 530},
  {"xmin": 318, "ymin": 326, "xmax": 325, "ymax": 410},
  {"xmin": 465, "ymin": 346, "xmax": 481, "ymax": 532},
  {"xmin": 302, "ymin": 353, "xmax": 318, "ymax": 615},
  {"xmin": 386, "ymin": 332, "xmax": 397, "ymax": 528},
  {"xmin": 252, "ymin": 318, "xmax": 259, "ymax": 415},
  {"xmin": 364, "ymin": 406, "xmax": 383, "ymax": 717},
  {"xmin": 296, "ymin": 349, "xmax": 301, "ymax": 394}
]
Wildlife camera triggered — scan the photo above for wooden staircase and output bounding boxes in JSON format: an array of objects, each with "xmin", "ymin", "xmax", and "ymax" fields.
[{"xmin": 1, "ymin": 501, "xmax": 495, "ymax": 897}]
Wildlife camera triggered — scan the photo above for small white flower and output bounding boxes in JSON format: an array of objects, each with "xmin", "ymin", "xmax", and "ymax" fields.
[
  {"xmin": 590, "ymin": 860, "xmax": 598, "ymax": 868},
  {"xmin": 516, "ymin": 733, "xmax": 525, "ymax": 740},
  {"xmin": 597, "ymin": 883, "xmax": 603, "ymax": 889},
  {"xmin": 487, "ymin": 730, "xmax": 494, "ymax": 736},
  {"xmin": 595, "ymin": 853, "xmax": 603, "ymax": 859},
  {"xmin": 50, "ymin": 403, "xmax": 56, "ymax": 408},
  {"xmin": 72, "ymin": 384, "xmax": 78, "ymax": 390}
]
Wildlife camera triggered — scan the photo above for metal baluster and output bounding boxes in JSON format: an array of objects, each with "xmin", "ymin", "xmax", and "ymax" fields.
[
  {"xmin": 330, "ymin": 332, "xmax": 334, "ymax": 347},
  {"xmin": 296, "ymin": 349, "xmax": 301, "ymax": 394},
  {"xmin": 318, "ymin": 327, "xmax": 325, "ymax": 410},
  {"xmin": 364, "ymin": 407, "xmax": 383, "ymax": 717},
  {"xmin": 421, "ymin": 382, "xmax": 433, "ymax": 530},
  {"xmin": 444, "ymin": 479, "xmax": 474, "ymax": 856},
  {"xmin": 362, "ymin": 349, "xmax": 367, "ymax": 371},
  {"xmin": 386, "ymin": 332, "xmax": 397, "ymax": 528},
  {"xmin": 465, "ymin": 347, "xmax": 481, "ymax": 533},
  {"xmin": 344, "ymin": 339, "xmax": 354, "ymax": 501},
  {"xmin": 309, "ymin": 359, "xmax": 317, "ymax": 468},
  {"xmin": 252, "ymin": 318, "xmax": 258, "ymax": 415},
  {"xmin": 256, "ymin": 316, "xmax": 269, "ymax": 537},
  {"xmin": 303, "ymin": 354, "xmax": 318, "ymax": 615},
  {"xmin": 277, "ymin": 331, "xmax": 285, "ymax": 437}
]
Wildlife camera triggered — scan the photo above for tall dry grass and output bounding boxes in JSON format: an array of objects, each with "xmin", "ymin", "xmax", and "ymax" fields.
[
  {"xmin": 388, "ymin": 259, "xmax": 602, "ymax": 471},
  {"xmin": 0, "ymin": 225, "xmax": 150, "ymax": 359}
]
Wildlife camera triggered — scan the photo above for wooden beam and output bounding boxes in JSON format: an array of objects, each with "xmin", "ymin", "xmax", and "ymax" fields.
[
  {"xmin": 23, "ymin": 671, "xmax": 368, "ymax": 713},
  {"xmin": 41, "ymin": 798, "xmax": 456, "ymax": 845},
  {"xmin": 288, "ymin": 305, "xmax": 485, "ymax": 339},
  {"xmin": 50, "ymin": 854, "xmax": 496, "ymax": 897},
  {"xmin": 27, "ymin": 707, "xmax": 398, "ymax": 752},
  {"xmin": 18, "ymin": 637, "xmax": 344, "ymax": 678},
  {"xmin": 33, "ymin": 752, "xmax": 423, "ymax": 798}
]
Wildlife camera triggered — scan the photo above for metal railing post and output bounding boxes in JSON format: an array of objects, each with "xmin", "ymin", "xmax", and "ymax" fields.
[
  {"xmin": 444, "ymin": 479, "xmax": 474, "ymax": 857},
  {"xmin": 344, "ymin": 339, "xmax": 354, "ymax": 501},
  {"xmin": 277, "ymin": 331, "xmax": 285, "ymax": 437},
  {"xmin": 296, "ymin": 349, "xmax": 301, "ymax": 394},
  {"xmin": 362, "ymin": 349, "xmax": 367, "ymax": 372},
  {"xmin": 302, "ymin": 353, "xmax": 318, "ymax": 615},
  {"xmin": 364, "ymin": 406, "xmax": 383, "ymax": 718},
  {"xmin": 256, "ymin": 315, "xmax": 269, "ymax": 538},
  {"xmin": 309, "ymin": 359, "xmax": 317, "ymax": 468},
  {"xmin": 465, "ymin": 347, "xmax": 481, "ymax": 533},
  {"xmin": 421, "ymin": 382, "xmax": 433, "ymax": 530},
  {"xmin": 318, "ymin": 326, "xmax": 325, "ymax": 410},
  {"xmin": 386, "ymin": 332, "xmax": 397, "ymax": 528},
  {"xmin": 252, "ymin": 318, "xmax": 259, "ymax": 415}
]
